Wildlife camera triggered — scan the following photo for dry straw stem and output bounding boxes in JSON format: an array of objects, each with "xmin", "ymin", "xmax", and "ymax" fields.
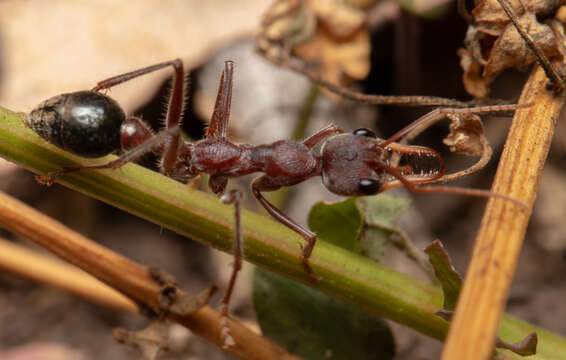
[
  {"xmin": 0, "ymin": 238, "xmax": 137, "ymax": 312},
  {"xmin": 442, "ymin": 64, "xmax": 566, "ymax": 360},
  {"xmin": 0, "ymin": 190, "xmax": 302, "ymax": 360}
]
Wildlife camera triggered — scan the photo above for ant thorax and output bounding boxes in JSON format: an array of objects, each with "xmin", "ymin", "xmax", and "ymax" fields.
[{"xmin": 185, "ymin": 138, "xmax": 318, "ymax": 185}]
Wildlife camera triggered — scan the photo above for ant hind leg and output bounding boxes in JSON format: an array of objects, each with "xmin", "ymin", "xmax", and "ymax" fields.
[
  {"xmin": 251, "ymin": 176, "xmax": 321, "ymax": 283},
  {"xmin": 218, "ymin": 189, "xmax": 244, "ymax": 348},
  {"xmin": 37, "ymin": 117, "xmax": 173, "ymax": 185}
]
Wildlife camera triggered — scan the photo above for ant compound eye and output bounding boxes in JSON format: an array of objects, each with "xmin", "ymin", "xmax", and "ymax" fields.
[
  {"xmin": 358, "ymin": 178, "xmax": 381, "ymax": 195},
  {"xmin": 353, "ymin": 128, "xmax": 377, "ymax": 138}
]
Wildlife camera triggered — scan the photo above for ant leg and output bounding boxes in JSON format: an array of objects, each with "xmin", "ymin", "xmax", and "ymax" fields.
[
  {"xmin": 251, "ymin": 176, "xmax": 321, "ymax": 282},
  {"xmin": 206, "ymin": 61, "xmax": 234, "ymax": 140},
  {"xmin": 91, "ymin": 59, "xmax": 185, "ymax": 98},
  {"xmin": 94, "ymin": 59, "xmax": 185, "ymax": 175},
  {"xmin": 209, "ymin": 175, "xmax": 228, "ymax": 196},
  {"xmin": 40, "ymin": 60, "xmax": 187, "ymax": 183},
  {"xmin": 377, "ymin": 163, "xmax": 528, "ymax": 210},
  {"xmin": 279, "ymin": 56, "xmax": 470, "ymax": 107},
  {"xmin": 302, "ymin": 124, "xmax": 344, "ymax": 148},
  {"xmin": 37, "ymin": 118, "xmax": 174, "ymax": 185},
  {"xmin": 380, "ymin": 103, "xmax": 532, "ymax": 147},
  {"xmin": 218, "ymin": 189, "xmax": 243, "ymax": 348}
]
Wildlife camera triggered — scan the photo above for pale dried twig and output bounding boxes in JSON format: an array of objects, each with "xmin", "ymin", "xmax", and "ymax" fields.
[{"xmin": 442, "ymin": 63, "xmax": 566, "ymax": 360}]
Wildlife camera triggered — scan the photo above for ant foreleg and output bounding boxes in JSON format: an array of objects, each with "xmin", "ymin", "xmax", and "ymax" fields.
[
  {"xmin": 218, "ymin": 189, "xmax": 243, "ymax": 348},
  {"xmin": 251, "ymin": 176, "xmax": 321, "ymax": 282}
]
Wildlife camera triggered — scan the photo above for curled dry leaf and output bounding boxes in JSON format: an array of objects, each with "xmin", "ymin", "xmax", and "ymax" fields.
[
  {"xmin": 443, "ymin": 113, "xmax": 486, "ymax": 157},
  {"xmin": 472, "ymin": 0, "xmax": 562, "ymax": 35},
  {"xmin": 294, "ymin": 27, "xmax": 371, "ymax": 86},
  {"xmin": 259, "ymin": 0, "xmax": 317, "ymax": 57},
  {"xmin": 435, "ymin": 111, "xmax": 493, "ymax": 183},
  {"xmin": 259, "ymin": 0, "xmax": 372, "ymax": 90},
  {"xmin": 483, "ymin": 12, "xmax": 561, "ymax": 77},
  {"xmin": 309, "ymin": 0, "xmax": 367, "ymax": 38},
  {"xmin": 458, "ymin": 47, "xmax": 491, "ymax": 100},
  {"xmin": 459, "ymin": 0, "xmax": 566, "ymax": 97}
]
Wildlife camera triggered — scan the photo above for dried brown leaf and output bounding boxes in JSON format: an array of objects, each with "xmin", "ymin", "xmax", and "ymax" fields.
[
  {"xmin": 259, "ymin": 0, "xmax": 372, "ymax": 88},
  {"xmin": 260, "ymin": 0, "xmax": 316, "ymax": 49},
  {"xmin": 460, "ymin": 0, "xmax": 566, "ymax": 97},
  {"xmin": 458, "ymin": 47, "xmax": 492, "ymax": 98},
  {"xmin": 443, "ymin": 113, "xmax": 486, "ymax": 156},
  {"xmin": 310, "ymin": 0, "xmax": 366, "ymax": 38},
  {"xmin": 473, "ymin": 0, "xmax": 526, "ymax": 35},
  {"xmin": 483, "ymin": 12, "xmax": 561, "ymax": 78},
  {"xmin": 473, "ymin": 0, "xmax": 562, "ymax": 36},
  {"xmin": 294, "ymin": 27, "xmax": 370, "ymax": 84}
]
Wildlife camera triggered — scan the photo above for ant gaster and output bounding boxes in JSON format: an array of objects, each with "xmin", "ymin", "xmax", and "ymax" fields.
[{"xmin": 25, "ymin": 59, "xmax": 528, "ymax": 346}]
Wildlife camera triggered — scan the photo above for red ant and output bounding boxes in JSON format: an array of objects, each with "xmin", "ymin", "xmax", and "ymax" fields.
[{"xmin": 25, "ymin": 59, "xmax": 528, "ymax": 346}]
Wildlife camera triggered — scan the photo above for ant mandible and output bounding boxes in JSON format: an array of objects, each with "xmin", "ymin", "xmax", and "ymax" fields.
[{"xmin": 25, "ymin": 59, "xmax": 528, "ymax": 345}]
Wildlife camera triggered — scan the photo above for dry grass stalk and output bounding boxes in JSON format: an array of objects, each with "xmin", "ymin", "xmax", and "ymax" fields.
[
  {"xmin": 0, "ymin": 190, "xmax": 302, "ymax": 360},
  {"xmin": 442, "ymin": 63, "xmax": 566, "ymax": 359}
]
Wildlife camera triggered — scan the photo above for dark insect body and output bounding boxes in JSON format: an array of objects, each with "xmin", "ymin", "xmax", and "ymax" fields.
[{"xmin": 25, "ymin": 59, "xmax": 527, "ymax": 346}]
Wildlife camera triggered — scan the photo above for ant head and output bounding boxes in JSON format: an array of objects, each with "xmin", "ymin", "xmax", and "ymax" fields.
[{"xmin": 320, "ymin": 128, "xmax": 388, "ymax": 197}]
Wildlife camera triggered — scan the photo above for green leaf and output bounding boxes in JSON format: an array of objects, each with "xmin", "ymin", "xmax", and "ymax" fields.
[
  {"xmin": 308, "ymin": 198, "xmax": 362, "ymax": 252},
  {"xmin": 424, "ymin": 240, "xmax": 462, "ymax": 311},
  {"xmin": 356, "ymin": 194, "xmax": 412, "ymax": 231},
  {"xmin": 356, "ymin": 195, "xmax": 412, "ymax": 261},
  {"xmin": 254, "ymin": 268, "xmax": 395, "ymax": 360},
  {"xmin": 424, "ymin": 241, "xmax": 538, "ymax": 357}
]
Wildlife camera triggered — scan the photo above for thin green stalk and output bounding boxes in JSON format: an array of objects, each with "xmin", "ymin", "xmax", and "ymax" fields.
[{"xmin": 1, "ymin": 106, "xmax": 565, "ymax": 358}]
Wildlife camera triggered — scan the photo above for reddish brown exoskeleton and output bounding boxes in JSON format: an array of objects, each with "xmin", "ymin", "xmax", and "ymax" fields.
[{"xmin": 26, "ymin": 59, "xmax": 529, "ymax": 346}]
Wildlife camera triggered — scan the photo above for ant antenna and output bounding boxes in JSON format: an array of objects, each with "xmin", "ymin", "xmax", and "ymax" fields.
[
  {"xmin": 279, "ymin": 56, "xmax": 471, "ymax": 107},
  {"xmin": 380, "ymin": 103, "xmax": 533, "ymax": 148}
]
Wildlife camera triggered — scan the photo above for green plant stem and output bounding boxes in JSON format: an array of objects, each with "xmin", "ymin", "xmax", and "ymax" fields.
[{"xmin": 1, "ymin": 107, "xmax": 565, "ymax": 358}]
